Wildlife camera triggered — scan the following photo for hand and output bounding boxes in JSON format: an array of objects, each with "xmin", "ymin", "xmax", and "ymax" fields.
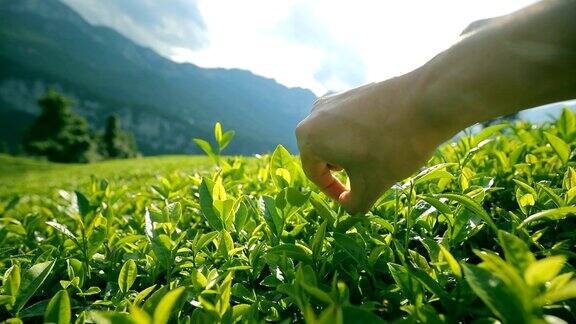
[{"xmin": 296, "ymin": 74, "xmax": 448, "ymax": 213}]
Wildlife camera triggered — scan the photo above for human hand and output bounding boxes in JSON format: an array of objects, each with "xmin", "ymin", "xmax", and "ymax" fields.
[{"xmin": 296, "ymin": 75, "xmax": 448, "ymax": 213}]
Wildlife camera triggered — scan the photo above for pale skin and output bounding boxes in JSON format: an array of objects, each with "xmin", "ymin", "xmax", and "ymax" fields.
[{"xmin": 296, "ymin": 0, "xmax": 576, "ymax": 213}]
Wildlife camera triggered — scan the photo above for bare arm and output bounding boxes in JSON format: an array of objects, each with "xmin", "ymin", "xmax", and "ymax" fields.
[
  {"xmin": 296, "ymin": 0, "xmax": 576, "ymax": 213},
  {"xmin": 415, "ymin": 0, "xmax": 576, "ymax": 142}
]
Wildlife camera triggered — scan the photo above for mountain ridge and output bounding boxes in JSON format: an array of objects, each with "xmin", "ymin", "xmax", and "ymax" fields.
[{"xmin": 0, "ymin": 0, "xmax": 316, "ymax": 155}]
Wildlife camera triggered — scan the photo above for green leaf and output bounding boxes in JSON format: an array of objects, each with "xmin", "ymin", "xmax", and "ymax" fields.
[
  {"xmin": 199, "ymin": 177, "xmax": 224, "ymax": 231},
  {"xmin": 335, "ymin": 215, "xmax": 364, "ymax": 233},
  {"xmin": 134, "ymin": 285, "xmax": 157, "ymax": 306},
  {"xmin": 536, "ymin": 183, "xmax": 564, "ymax": 208},
  {"xmin": 165, "ymin": 202, "xmax": 182, "ymax": 223},
  {"xmin": 462, "ymin": 139, "xmax": 493, "ymax": 167},
  {"xmin": 118, "ymin": 259, "xmax": 137, "ymax": 293},
  {"xmin": 536, "ymin": 280, "xmax": 576, "ymax": 306},
  {"xmin": 309, "ymin": 193, "xmax": 336, "ymax": 226},
  {"xmin": 269, "ymin": 144, "xmax": 294, "ymax": 188},
  {"xmin": 437, "ymin": 193, "xmax": 497, "ymax": 232},
  {"xmin": 232, "ymin": 304, "xmax": 251, "ymax": 321},
  {"xmin": 267, "ymin": 244, "xmax": 312, "ymax": 264},
  {"xmin": 75, "ymin": 190, "xmax": 92, "ymax": 218},
  {"xmin": 3, "ymin": 265, "xmax": 20, "ymax": 299},
  {"xmin": 439, "ymin": 244, "xmax": 462, "ymax": 279},
  {"xmin": 472, "ymin": 124, "xmax": 508, "ymax": 147},
  {"xmin": 413, "ymin": 163, "xmax": 455, "ymax": 185},
  {"xmin": 462, "ymin": 264, "xmax": 529, "ymax": 323},
  {"xmin": 341, "ymin": 305, "xmax": 386, "ymax": 324},
  {"xmin": 312, "ymin": 221, "xmax": 327, "ymax": 260},
  {"xmin": 214, "ymin": 122, "xmax": 223, "ymax": 144},
  {"xmin": 153, "ymin": 287, "xmax": 185, "ymax": 324},
  {"xmin": 544, "ymin": 132, "xmax": 571, "ymax": 164},
  {"xmin": 130, "ymin": 306, "xmax": 152, "ymax": 324},
  {"xmin": 217, "ymin": 272, "xmax": 233, "ymax": 316},
  {"xmin": 419, "ymin": 195, "xmax": 452, "ymax": 216},
  {"xmin": 92, "ymin": 312, "xmax": 137, "ymax": 324},
  {"xmin": 151, "ymin": 235, "xmax": 174, "ymax": 270},
  {"xmin": 557, "ymin": 108, "xmax": 576, "ymax": 140},
  {"xmin": 497, "ymin": 231, "xmax": 535, "ymax": 273},
  {"xmin": 512, "ymin": 179, "xmax": 538, "ymax": 197},
  {"xmin": 46, "ymin": 221, "xmax": 78, "ymax": 245},
  {"xmin": 14, "ymin": 261, "xmax": 55, "ymax": 313},
  {"xmin": 261, "ymin": 195, "xmax": 283, "ymax": 238},
  {"xmin": 194, "ymin": 231, "xmax": 219, "ymax": 254},
  {"xmin": 407, "ymin": 267, "xmax": 451, "ymax": 303},
  {"xmin": 388, "ymin": 263, "xmax": 421, "ymax": 304},
  {"xmin": 415, "ymin": 169, "xmax": 453, "ymax": 185},
  {"xmin": 193, "ymin": 138, "xmax": 216, "ymax": 159},
  {"xmin": 519, "ymin": 206, "xmax": 576, "ymax": 227},
  {"xmin": 333, "ymin": 233, "xmax": 369, "ymax": 271},
  {"xmin": 77, "ymin": 286, "xmax": 101, "ymax": 296},
  {"xmin": 219, "ymin": 130, "xmax": 235, "ymax": 151},
  {"xmin": 300, "ymin": 280, "xmax": 332, "ymax": 304},
  {"xmin": 44, "ymin": 290, "xmax": 70, "ymax": 324},
  {"xmin": 524, "ymin": 255, "xmax": 566, "ymax": 286},
  {"xmin": 286, "ymin": 187, "xmax": 309, "ymax": 207}
]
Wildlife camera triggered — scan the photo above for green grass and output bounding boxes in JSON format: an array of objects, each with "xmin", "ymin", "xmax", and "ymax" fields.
[{"xmin": 0, "ymin": 154, "xmax": 212, "ymax": 199}]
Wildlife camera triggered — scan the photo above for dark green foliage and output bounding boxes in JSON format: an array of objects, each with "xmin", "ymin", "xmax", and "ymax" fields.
[
  {"xmin": 2, "ymin": 113, "xmax": 576, "ymax": 323},
  {"xmin": 100, "ymin": 114, "xmax": 138, "ymax": 159},
  {"xmin": 23, "ymin": 89, "xmax": 96, "ymax": 163}
]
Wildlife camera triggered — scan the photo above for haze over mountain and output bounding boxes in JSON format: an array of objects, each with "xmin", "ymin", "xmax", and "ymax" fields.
[{"xmin": 0, "ymin": 0, "xmax": 316, "ymax": 155}]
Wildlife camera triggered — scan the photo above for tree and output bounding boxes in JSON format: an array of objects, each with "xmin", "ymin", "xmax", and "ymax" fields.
[
  {"xmin": 24, "ymin": 89, "xmax": 96, "ymax": 163},
  {"xmin": 101, "ymin": 114, "xmax": 138, "ymax": 159}
]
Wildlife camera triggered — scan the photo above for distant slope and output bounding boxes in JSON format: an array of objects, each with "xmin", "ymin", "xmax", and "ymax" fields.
[
  {"xmin": 0, "ymin": 154, "xmax": 213, "ymax": 198},
  {"xmin": 0, "ymin": 0, "xmax": 316, "ymax": 155}
]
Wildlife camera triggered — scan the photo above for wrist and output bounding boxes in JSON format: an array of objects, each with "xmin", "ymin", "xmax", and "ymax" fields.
[{"xmin": 405, "ymin": 65, "xmax": 470, "ymax": 146}]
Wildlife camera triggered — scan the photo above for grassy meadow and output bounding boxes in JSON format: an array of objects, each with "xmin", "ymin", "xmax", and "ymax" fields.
[{"xmin": 0, "ymin": 155, "xmax": 213, "ymax": 199}]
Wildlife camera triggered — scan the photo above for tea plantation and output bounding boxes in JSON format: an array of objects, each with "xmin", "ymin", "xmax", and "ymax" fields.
[{"xmin": 1, "ymin": 110, "xmax": 576, "ymax": 323}]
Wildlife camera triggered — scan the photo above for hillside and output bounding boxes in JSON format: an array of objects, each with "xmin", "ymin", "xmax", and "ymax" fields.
[
  {"xmin": 0, "ymin": 154, "xmax": 213, "ymax": 198},
  {"xmin": 0, "ymin": 0, "xmax": 316, "ymax": 155}
]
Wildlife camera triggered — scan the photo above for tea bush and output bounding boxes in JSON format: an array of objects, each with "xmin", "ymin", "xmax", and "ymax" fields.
[{"xmin": 1, "ymin": 111, "xmax": 576, "ymax": 323}]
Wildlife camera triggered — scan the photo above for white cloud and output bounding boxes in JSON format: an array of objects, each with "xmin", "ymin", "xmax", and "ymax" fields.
[
  {"xmin": 175, "ymin": 0, "xmax": 538, "ymax": 95},
  {"xmin": 62, "ymin": 0, "xmax": 539, "ymax": 95},
  {"xmin": 61, "ymin": 0, "xmax": 208, "ymax": 56}
]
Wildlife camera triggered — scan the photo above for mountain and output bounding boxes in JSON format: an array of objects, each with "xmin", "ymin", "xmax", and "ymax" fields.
[{"xmin": 0, "ymin": 0, "xmax": 316, "ymax": 155}]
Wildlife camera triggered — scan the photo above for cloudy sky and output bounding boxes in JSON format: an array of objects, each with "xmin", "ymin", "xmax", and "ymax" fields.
[{"xmin": 61, "ymin": 0, "xmax": 538, "ymax": 95}]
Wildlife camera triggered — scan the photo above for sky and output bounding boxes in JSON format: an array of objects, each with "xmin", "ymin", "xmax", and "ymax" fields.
[{"xmin": 61, "ymin": 0, "xmax": 539, "ymax": 96}]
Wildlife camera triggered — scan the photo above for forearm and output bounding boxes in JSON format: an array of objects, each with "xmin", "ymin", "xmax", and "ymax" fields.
[{"xmin": 412, "ymin": 0, "xmax": 576, "ymax": 140}]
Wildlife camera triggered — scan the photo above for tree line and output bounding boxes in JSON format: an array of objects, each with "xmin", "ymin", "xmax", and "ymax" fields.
[{"xmin": 22, "ymin": 89, "xmax": 138, "ymax": 163}]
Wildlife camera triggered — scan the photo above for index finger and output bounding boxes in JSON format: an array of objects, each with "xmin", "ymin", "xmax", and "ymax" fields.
[{"xmin": 299, "ymin": 151, "xmax": 346, "ymax": 201}]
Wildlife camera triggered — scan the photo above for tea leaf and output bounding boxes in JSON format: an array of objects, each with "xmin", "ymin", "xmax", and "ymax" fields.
[
  {"xmin": 44, "ymin": 290, "xmax": 70, "ymax": 324},
  {"xmin": 14, "ymin": 261, "xmax": 55, "ymax": 312},
  {"xmin": 118, "ymin": 259, "xmax": 137, "ymax": 293},
  {"xmin": 544, "ymin": 132, "xmax": 571, "ymax": 164},
  {"xmin": 463, "ymin": 264, "xmax": 529, "ymax": 323},
  {"xmin": 524, "ymin": 256, "xmax": 566, "ymax": 286},
  {"xmin": 520, "ymin": 206, "xmax": 576, "ymax": 227},
  {"xmin": 153, "ymin": 287, "xmax": 185, "ymax": 324}
]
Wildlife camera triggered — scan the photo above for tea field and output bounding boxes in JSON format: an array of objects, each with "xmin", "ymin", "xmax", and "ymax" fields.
[{"xmin": 1, "ymin": 111, "xmax": 576, "ymax": 323}]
